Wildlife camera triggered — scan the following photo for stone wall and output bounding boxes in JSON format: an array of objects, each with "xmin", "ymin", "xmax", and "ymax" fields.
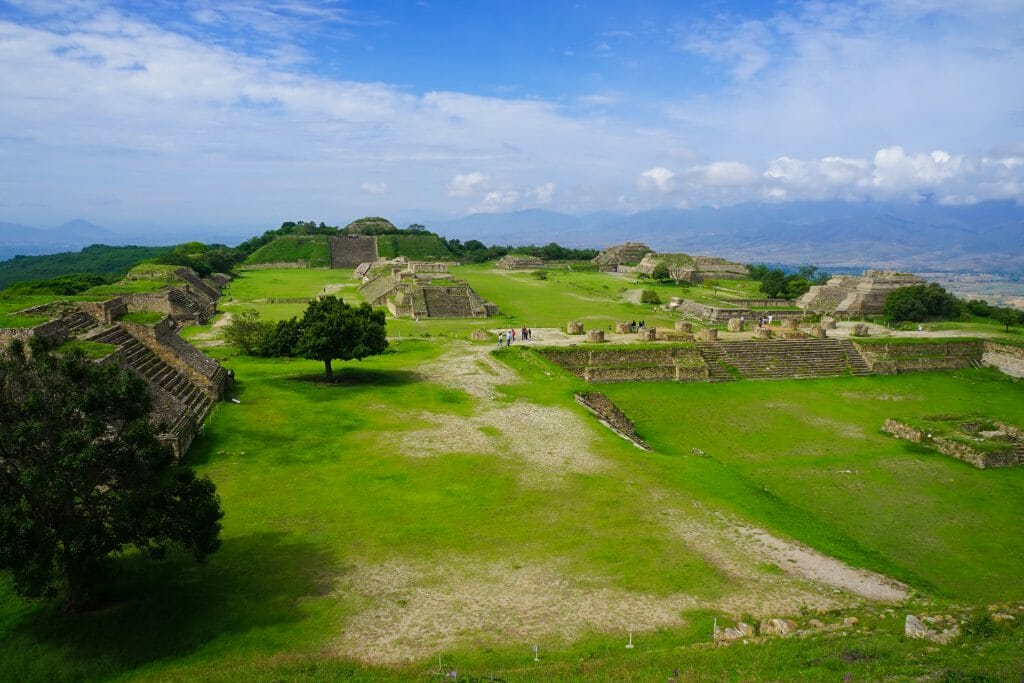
[
  {"xmin": 883, "ymin": 419, "xmax": 1024, "ymax": 469},
  {"xmin": 983, "ymin": 341, "xmax": 1024, "ymax": 379},
  {"xmin": 329, "ymin": 235, "xmax": 379, "ymax": 268},
  {"xmin": 853, "ymin": 340, "xmax": 984, "ymax": 374},
  {"xmin": 798, "ymin": 271, "xmax": 926, "ymax": 315},
  {"xmin": 669, "ymin": 298, "xmax": 804, "ymax": 323},
  {"xmin": 76, "ymin": 297, "xmax": 127, "ymax": 323},
  {"xmin": 575, "ymin": 391, "xmax": 649, "ymax": 449},
  {"xmin": 540, "ymin": 346, "xmax": 708, "ymax": 383},
  {"xmin": 496, "ymin": 255, "xmax": 545, "ymax": 269}
]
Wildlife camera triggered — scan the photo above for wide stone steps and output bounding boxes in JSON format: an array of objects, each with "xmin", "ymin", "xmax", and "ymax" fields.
[
  {"xmin": 87, "ymin": 325, "xmax": 211, "ymax": 416},
  {"xmin": 696, "ymin": 339, "xmax": 873, "ymax": 381},
  {"xmin": 64, "ymin": 310, "xmax": 101, "ymax": 336}
]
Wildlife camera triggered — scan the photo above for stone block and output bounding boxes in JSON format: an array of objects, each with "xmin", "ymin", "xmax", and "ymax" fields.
[
  {"xmin": 760, "ymin": 618, "xmax": 798, "ymax": 637},
  {"xmin": 699, "ymin": 328, "xmax": 718, "ymax": 342},
  {"xmin": 637, "ymin": 327, "xmax": 656, "ymax": 341},
  {"xmin": 615, "ymin": 321, "xmax": 632, "ymax": 334},
  {"xmin": 852, "ymin": 323, "xmax": 870, "ymax": 337},
  {"xmin": 755, "ymin": 327, "xmax": 772, "ymax": 339},
  {"xmin": 567, "ymin": 321, "xmax": 584, "ymax": 335},
  {"xmin": 812, "ymin": 326, "xmax": 827, "ymax": 339},
  {"xmin": 586, "ymin": 330, "xmax": 605, "ymax": 343},
  {"xmin": 781, "ymin": 318, "xmax": 796, "ymax": 329},
  {"xmin": 674, "ymin": 320, "xmax": 693, "ymax": 332},
  {"xmin": 727, "ymin": 317, "xmax": 744, "ymax": 332},
  {"xmin": 822, "ymin": 316, "xmax": 837, "ymax": 329}
]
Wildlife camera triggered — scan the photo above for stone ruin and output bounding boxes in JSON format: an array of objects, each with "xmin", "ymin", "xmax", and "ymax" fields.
[
  {"xmin": 0, "ymin": 267, "xmax": 230, "ymax": 459},
  {"xmin": 797, "ymin": 270, "xmax": 926, "ymax": 316},
  {"xmin": 357, "ymin": 261, "xmax": 498, "ymax": 319},
  {"xmin": 635, "ymin": 253, "xmax": 747, "ymax": 283},
  {"xmin": 329, "ymin": 234, "xmax": 379, "ymax": 268},
  {"xmin": 591, "ymin": 242, "xmax": 652, "ymax": 271},
  {"xmin": 496, "ymin": 254, "xmax": 545, "ymax": 270},
  {"xmin": 575, "ymin": 392, "xmax": 649, "ymax": 450},
  {"xmin": 884, "ymin": 416, "xmax": 1024, "ymax": 469}
]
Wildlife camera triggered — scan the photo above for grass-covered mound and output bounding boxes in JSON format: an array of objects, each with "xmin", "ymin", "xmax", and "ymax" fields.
[
  {"xmin": 375, "ymin": 233, "xmax": 453, "ymax": 260},
  {"xmin": 243, "ymin": 235, "xmax": 330, "ymax": 267}
]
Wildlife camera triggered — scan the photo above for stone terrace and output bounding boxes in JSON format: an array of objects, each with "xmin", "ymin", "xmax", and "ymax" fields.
[{"xmin": 696, "ymin": 339, "xmax": 872, "ymax": 381}]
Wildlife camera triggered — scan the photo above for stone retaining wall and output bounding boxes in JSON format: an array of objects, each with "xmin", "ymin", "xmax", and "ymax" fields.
[
  {"xmin": 575, "ymin": 392, "xmax": 649, "ymax": 449},
  {"xmin": 669, "ymin": 298, "xmax": 804, "ymax": 323},
  {"xmin": 853, "ymin": 340, "xmax": 984, "ymax": 375},
  {"xmin": 983, "ymin": 341, "xmax": 1024, "ymax": 379},
  {"xmin": 883, "ymin": 418, "xmax": 1024, "ymax": 469}
]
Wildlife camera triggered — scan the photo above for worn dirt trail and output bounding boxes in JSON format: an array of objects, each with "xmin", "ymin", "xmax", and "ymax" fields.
[{"xmin": 333, "ymin": 342, "xmax": 908, "ymax": 664}]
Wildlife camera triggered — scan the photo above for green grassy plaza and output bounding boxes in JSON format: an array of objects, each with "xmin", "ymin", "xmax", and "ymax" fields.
[{"xmin": 2, "ymin": 266, "xmax": 1024, "ymax": 681}]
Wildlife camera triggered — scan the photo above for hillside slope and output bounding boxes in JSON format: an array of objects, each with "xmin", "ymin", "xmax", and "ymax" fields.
[
  {"xmin": 0, "ymin": 244, "xmax": 171, "ymax": 290},
  {"xmin": 244, "ymin": 235, "xmax": 330, "ymax": 267}
]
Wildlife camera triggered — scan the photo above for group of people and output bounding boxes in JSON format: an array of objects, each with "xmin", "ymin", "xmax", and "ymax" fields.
[
  {"xmin": 628, "ymin": 320, "xmax": 646, "ymax": 332},
  {"xmin": 755, "ymin": 314, "xmax": 775, "ymax": 327},
  {"xmin": 498, "ymin": 326, "xmax": 533, "ymax": 347}
]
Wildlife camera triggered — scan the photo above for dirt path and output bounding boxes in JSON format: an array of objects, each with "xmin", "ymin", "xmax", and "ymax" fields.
[
  {"xmin": 395, "ymin": 342, "xmax": 608, "ymax": 475},
  {"xmin": 332, "ymin": 342, "xmax": 910, "ymax": 664}
]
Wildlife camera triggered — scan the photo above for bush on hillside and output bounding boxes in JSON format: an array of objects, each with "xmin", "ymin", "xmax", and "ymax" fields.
[{"xmin": 640, "ymin": 290, "xmax": 662, "ymax": 304}]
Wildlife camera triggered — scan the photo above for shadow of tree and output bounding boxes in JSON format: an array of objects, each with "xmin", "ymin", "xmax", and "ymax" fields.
[
  {"xmin": 288, "ymin": 367, "xmax": 421, "ymax": 388},
  {"xmin": 11, "ymin": 532, "xmax": 340, "ymax": 677}
]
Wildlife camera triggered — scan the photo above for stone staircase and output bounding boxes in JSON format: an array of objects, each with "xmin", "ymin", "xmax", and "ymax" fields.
[
  {"xmin": 88, "ymin": 324, "xmax": 212, "ymax": 420},
  {"xmin": 695, "ymin": 339, "xmax": 873, "ymax": 381},
  {"xmin": 168, "ymin": 287, "xmax": 212, "ymax": 321},
  {"xmin": 62, "ymin": 309, "xmax": 101, "ymax": 336},
  {"xmin": 421, "ymin": 287, "xmax": 475, "ymax": 317}
]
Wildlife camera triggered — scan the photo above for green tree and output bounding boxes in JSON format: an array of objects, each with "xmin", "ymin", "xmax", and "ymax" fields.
[
  {"xmin": 0, "ymin": 338, "xmax": 222, "ymax": 609},
  {"xmin": 294, "ymin": 296, "xmax": 389, "ymax": 379},
  {"xmin": 759, "ymin": 269, "xmax": 788, "ymax": 298},
  {"xmin": 884, "ymin": 283, "xmax": 960, "ymax": 323},
  {"xmin": 651, "ymin": 262, "xmax": 672, "ymax": 283},
  {"xmin": 223, "ymin": 309, "xmax": 273, "ymax": 355}
]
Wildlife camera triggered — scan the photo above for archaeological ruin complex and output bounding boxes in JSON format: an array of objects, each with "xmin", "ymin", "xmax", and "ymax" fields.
[
  {"xmin": 797, "ymin": 271, "xmax": 927, "ymax": 316},
  {"xmin": 592, "ymin": 243, "xmax": 746, "ymax": 283},
  {"xmin": 0, "ymin": 266, "xmax": 230, "ymax": 459},
  {"xmin": 357, "ymin": 259, "xmax": 498, "ymax": 319}
]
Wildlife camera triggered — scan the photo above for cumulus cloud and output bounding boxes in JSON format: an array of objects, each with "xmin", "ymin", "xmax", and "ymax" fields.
[
  {"xmin": 473, "ymin": 190, "xmax": 520, "ymax": 213},
  {"xmin": 688, "ymin": 161, "xmax": 759, "ymax": 187},
  {"xmin": 446, "ymin": 172, "xmax": 489, "ymax": 197},
  {"xmin": 638, "ymin": 166, "xmax": 675, "ymax": 193}
]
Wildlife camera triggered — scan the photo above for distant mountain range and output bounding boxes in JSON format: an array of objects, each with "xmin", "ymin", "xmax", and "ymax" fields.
[
  {"xmin": 2, "ymin": 199, "xmax": 1022, "ymax": 272},
  {"xmin": 429, "ymin": 200, "xmax": 1024, "ymax": 273}
]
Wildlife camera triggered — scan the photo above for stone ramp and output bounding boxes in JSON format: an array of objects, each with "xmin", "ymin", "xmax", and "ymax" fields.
[{"xmin": 696, "ymin": 339, "xmax": 872, "ymax": 381}]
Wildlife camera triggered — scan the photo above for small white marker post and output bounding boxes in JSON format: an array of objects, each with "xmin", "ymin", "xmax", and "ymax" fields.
[
  {"xmin": 625, "ymin": 629, "xmax": 634, "ymax": 649},
  {"xmin": 533, "ymin": 644, "xmax": 540, "ymax": 662}
]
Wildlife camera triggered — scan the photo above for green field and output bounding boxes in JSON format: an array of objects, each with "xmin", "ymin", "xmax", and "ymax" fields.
[
  {"xmin": 2, "ymin": 267, "xmax": 1024, "ymax": 681},
  {"xmin": 244, "ymin": 236, "xmax": 330, "ymax": 267},
  {"xmin": 375, "ymin": 234, "xmax": 453, "ymax": 260}
]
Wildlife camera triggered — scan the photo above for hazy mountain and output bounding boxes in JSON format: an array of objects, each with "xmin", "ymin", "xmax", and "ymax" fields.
[{"xmin": 2, "ymin": 199, "xmax": 1022, "ymax": 272}]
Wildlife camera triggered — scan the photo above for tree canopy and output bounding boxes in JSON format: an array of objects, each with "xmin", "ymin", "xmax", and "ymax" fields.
[
  {"xmin": 0, "ymin": 338, "xmax": 223, "ymax": 609},
  {"xmin": 883, "ymin": 283, "xmax": 960, "ymax": 323},
  {"xmin": 292, "ymin": 296, "xmax": 389, "ymax": 379}
]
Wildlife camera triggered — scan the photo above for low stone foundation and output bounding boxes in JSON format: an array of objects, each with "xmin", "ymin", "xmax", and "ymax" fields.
[
  {"xmin": 575, "ymin": 392, "xmax": 649, "ymax": 449},
  {"xmin": 854, "ymin": 339, "xmax": 983, "ymax": 375},
  {"xmin": 883, "ymin": 418, "xmax": 1024, "ymax": 468},
  {"xmin": 983, "ymin": 341, "xmax": 1024, "ymax": 379},
  {"xmin": 567, "ymin": 321, "xmax": 584, "ymax": 335},
  {"xmin": 586, "ymin": 330, "xmax": 605, "ymax": 343},
  {"xmin": 674, "ymin": 321, "xmax": 693, "ymax": 332}
]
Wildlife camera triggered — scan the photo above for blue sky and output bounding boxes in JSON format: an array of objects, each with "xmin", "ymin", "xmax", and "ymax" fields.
[{"xmin": 1, "ymin": 0, "xmax": 1022, "ymax": 231}]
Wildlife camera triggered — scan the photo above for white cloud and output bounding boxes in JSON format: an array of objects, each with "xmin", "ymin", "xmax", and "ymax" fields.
[
  {"xmin": 689, "ymin": 161, "xmax": 758, "ymax": 186},
  {"xmin": 447, "ymin": 172, "xmax": 489, "ymax": 197},
  {"xmin": 530, "ymin": 182, "xmax": 556, "ymax": 204},
  {"xmin": 473, "ymin": 190, "xmax": 519, "ymax": 213},
  {"xmin": 638, "ymin": 166, "xmax": 675, "ymax": 193},
  {"xmin": 870, "ymin": 146, "xmax": 965, "ymax": 191},
  {"xmin": 360, "ymin": 182, "xmax": 388, "ymax": 196}
]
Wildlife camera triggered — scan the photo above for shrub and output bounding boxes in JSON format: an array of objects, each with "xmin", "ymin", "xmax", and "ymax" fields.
[
  {"xmin": 532, "ymin": 270, "xmax": 548, "ymax": 280},
  {"xmin": 640, "ymin": 290, "xmax": 662, "ymax": 304}
]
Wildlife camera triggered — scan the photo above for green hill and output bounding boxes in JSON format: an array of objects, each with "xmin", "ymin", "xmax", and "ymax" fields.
[
  {"xmin": 244, "ymin": 235, "xmax": 330, "ymax": 267},
  {"xmin": 376, "ymin": 234, "xmax": 453, "ymax": 260},
  {"xmin": 0, "ymin": 244, "xmax": 171, "ymax": 290}
]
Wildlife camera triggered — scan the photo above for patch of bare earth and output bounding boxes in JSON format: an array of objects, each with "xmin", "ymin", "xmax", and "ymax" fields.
[
  {"xmin": 660, "ymin": 502, "xmax": 907, "ymax": 604},
  {"xmin": 394, "ymin": 343, "xmax": 607, "ymax": 475},
  {"xmin": 331, "ymin": 561, "xmax": 697, "ymax": 665}
]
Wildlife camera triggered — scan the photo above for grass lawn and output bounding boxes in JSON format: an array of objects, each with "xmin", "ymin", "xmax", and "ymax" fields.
[{"xmin": 3, "ymin": 266, "xmax": 1024, "ymax": 681}]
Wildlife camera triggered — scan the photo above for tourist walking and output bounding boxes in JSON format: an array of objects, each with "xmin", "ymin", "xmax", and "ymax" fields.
[{"xmin": 498, "ymin": 331, "xmax": 505, "ymax": 347}]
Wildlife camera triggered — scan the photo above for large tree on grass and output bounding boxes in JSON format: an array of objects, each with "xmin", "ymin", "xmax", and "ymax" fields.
[
  {"xmin": 0, "ymin": 338, "xmax": 223, "ymax": 610},
  {"xmin": 294, "ymin": 296, "xmax": 388, "ymax": 379}
]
